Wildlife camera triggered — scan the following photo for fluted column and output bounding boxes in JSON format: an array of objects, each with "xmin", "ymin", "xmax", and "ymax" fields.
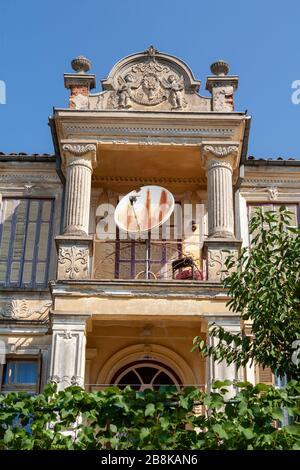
[
  {"xmin": 62, "ymin": 143, "xmax": 97, "ymax": 235},
  {"xmin": 202, "ymin": 144, "xmax": 239, "ymax": 238}
]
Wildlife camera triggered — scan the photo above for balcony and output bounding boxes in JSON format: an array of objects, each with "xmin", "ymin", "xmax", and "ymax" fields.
[{"xmin": 92, "ymin": 239, "xmax": 205, "ymax": 281}]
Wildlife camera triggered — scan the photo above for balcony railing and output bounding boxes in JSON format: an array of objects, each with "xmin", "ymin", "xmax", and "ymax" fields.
[{"xmin": 92, "ymin": 239, "xmax": 205, "ymax": 281}]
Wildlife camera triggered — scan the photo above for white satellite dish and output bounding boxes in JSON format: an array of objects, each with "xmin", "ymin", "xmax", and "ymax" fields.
[{"xmin": 114, "ymin": 185, "xmax": 175, "ymax": 234}]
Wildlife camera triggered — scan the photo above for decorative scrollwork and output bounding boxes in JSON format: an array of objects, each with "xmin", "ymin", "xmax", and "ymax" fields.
[
  {"xmin": 62, "ymin": 143, "xmax": 96, "ymax": 156},
  {"xmin": 58, "ymin": 246, "xmax": 89, "ymax": 279},
  {"xmin": 207, "ymin": 249, "xmax": 238, "ymax": 282},
  {"xmin": 0, "ymin": 300, "xmax": 52, "ymax": 320},
  {"xmin": 203, "ymin": 145, "xmax": 239, "ymax": 157}
]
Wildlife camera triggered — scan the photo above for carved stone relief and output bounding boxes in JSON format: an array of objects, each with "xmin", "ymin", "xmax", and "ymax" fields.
[
  {"xmin": 86, "ymin": 46, "xmax": 211, "ymax": 112},
  {"xmin": 58, "ymin": 245, "xmax": 89, "ymax": 280},
  {"xmin": 108, "ymin": 58, "xmax": 186, "ymax": 110},
  {"xmin": 62, "ymin": 143, "xmax": 97, "ymax": 156},
  {"xmin": 203, "ymin": 145, "xmax": 239, "ymax": 158},
  {"xmin": 115, "ymin": 65, "xmax": 186, "ymax": 109},
  {"xmin": 69, "ymin": 93, "xmax": 89, "ymax": 110},
  {"xmin": 267, "ymin": 187, "xmax": 279, "ymax": 201},
  {"xmin": 0, "ymin": 300, "xmax": 52, "ymax": 320},
  {"xmin": 49, "ymin": 374, "xmax": 84, "ymax": 387},
  {"xmin": 206, "ymin": 248, "xmax": 239, "ymax": 282},
  {"xmin": 212, "ymin": 86, "xmax": 234, "ymax": 112}
]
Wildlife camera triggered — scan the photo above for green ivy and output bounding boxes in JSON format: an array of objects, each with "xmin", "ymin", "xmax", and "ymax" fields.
[{"xmin": 0, "ymin": 381, "xmax": 299, "ymax": 450}]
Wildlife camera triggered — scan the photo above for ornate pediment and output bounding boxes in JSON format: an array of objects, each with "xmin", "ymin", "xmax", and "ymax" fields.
[{"xmin": 88, "ymin": 46, "xmax": 210, "ymax": 112}]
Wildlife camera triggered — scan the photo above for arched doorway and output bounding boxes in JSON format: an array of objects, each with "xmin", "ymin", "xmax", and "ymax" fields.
[
  {"xmin": 94, "ymin": 343, "xmax": 197, "ymax": 388},
  {"xmin": 111, "ymin": 360, "xmax": 181, "ymax": 391}
]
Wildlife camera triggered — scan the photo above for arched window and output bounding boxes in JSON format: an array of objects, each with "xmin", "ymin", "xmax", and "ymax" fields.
[{"xmin": 112, "ymin": 360, "xmax": 181, "ymax": 391}]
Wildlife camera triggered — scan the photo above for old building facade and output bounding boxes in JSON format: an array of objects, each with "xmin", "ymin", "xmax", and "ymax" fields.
[{"xmin": 0, "ymin": 47, "xmax": 299, "ymax": 393}]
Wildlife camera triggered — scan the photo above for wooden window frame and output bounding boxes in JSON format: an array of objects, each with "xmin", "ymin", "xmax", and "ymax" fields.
[
  {"xmin": 0, "ymin": 197, "xmax": 54, "ymax": 288},
  {"xmin": 247, "ymin": 202, "xmax": 299, "ymax": 245},
  {"xmin": 0, "ymin": 354, "xmax": 42, "ymax": 394}
]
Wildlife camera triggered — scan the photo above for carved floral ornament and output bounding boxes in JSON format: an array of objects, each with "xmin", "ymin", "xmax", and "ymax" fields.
[
  {"xmin": 207, "ymin": 249, "xmax": 238, "ymax": 282},
  {"xmin": 58, "ymin": 245, "xmax": 89, "ymax": 280},
  {"xmin": 267, "ymin": 187, "xmax": 279, "ymax": 201},
  {"xmin": 0, "ymin": 300, "xmax": 52, "ymax": 320},
  {"xmin": 49, "ymin": 375, "xmax": 83, "ymax": 386}
]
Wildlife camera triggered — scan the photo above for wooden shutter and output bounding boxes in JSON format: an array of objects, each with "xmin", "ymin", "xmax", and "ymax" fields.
[
  {"xmin": 0, "ymin": 198, "xmax": 54, "ymax": 288},
  {"xmin": 257, "ymin": 365, "xmax": 274, "ymax": 385}
]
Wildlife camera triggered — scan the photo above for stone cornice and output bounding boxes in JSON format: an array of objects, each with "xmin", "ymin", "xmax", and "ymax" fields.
[
  {"xmin": 53, "ymin": 110, "xmax": 248, "ymax": 152},
  {"xmin": 92, "ymin": 175, "xmax": 207, "ymax": 184},
  {"xmin": 0, "ymin": 173, "xmax": 61, "ymax": 183},
  {"xmin": 241, "ymin": 178, "xmax": 300, "ymax": 186},
  {"xmin": 49, "ymin": 279, "xmax": 228, "ymax": 300},
  {"xmin": 63, "ymin": 124, "xmax": 234, "ymax": 136},
  {"xmin": 61, "ymin": 123, "xmax": 235, "ymax": 147}
]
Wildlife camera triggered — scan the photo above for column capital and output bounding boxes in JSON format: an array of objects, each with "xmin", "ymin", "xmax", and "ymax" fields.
[
  {"xmin": 61, "ymin": 141, "xmax": 98, "ymax": 170},
  {"xmin": 201, "ymin": 142, "xmax": 240, "ymax": 171},
  {"xmin": 50, "ymin": 311, "xmax": 91, "ymax": 330}
]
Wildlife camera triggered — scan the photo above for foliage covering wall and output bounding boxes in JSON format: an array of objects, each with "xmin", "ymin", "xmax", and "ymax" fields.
[{"xmin": 0, "ymin": 381, "xmax": 300, "ymax": 450}]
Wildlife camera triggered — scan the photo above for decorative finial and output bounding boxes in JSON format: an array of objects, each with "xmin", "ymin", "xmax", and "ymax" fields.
[
  {"xmin": 71, "ymin": 55, "xmax": 92, "ymax": 73},
  {"xmin": 146, "ymin": 45, "xmax": 158, "ymax": 57},
  {"xmin": 210, "ymin": 60, "xmax": 230, "ymax": 76}
]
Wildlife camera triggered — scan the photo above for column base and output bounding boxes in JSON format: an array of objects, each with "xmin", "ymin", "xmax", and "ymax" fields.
[
  {"xmin": 55, "ymin": 235, "xmax": 93, "ymax": 280},
  {"xmin": 208, "ymin": 230, "xmax": 235, "ymax": 239},
  {"xmin": 203, "ymin": 238, "xmax": 242, "ymax": 282},
  {"xmin": 64, "ymin": 226, "xmax": 90, "ymax": 236}
]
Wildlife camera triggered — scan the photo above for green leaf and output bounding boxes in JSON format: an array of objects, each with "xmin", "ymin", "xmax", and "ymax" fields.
[
  {"xmin": 145, "ymin": 403, "xmax": 155, "ymax": 417},
  {"xmin": 109, "ymin": 424, "xmax": 118, "ymax": 434},
  {"xmin": 254, "ymin": 383, "xmax": 271, "ymax": 392},
  {"xmin": 140, "ymin": 427, "xmax": 150, "ymax": 440},
  {"xmin": 212, "ymin": 424, "xmax": 229, "ymax": 440},
  {"xmin": 179, "ymin": 396, "xmax": 189, "ymax": 409},
  {"xmin": 4, "ymin": 428, "xmax": 14, "ymax": 444},
  {"xmin": 271, "ymin": 408, "xmax": 284, "ymax": 420},
  {"xmin": 239, "ymin": 426, "xmax": 255, "ymax": 440},
  {"xmin": 286, "ymin": 424, "xmax": 300, "ymax": 436},
  {"xmin": 159, "ymin": 417, "xmax": 169, "ymax": 430},
  {"xmin": 212, "ymin": 380, "xmax": 232, "ymax": 389}
]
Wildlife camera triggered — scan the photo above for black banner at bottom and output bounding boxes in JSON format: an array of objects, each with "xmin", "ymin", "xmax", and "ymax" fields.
[{"xmin": 0, "ymin": 450, "xmax": 298, "ymax": 466}]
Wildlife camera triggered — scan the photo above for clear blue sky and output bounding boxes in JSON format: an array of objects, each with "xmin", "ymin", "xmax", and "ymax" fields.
[{"xmin": 0, "ymin": 0, "xmax": 299, "ymax": 157}]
